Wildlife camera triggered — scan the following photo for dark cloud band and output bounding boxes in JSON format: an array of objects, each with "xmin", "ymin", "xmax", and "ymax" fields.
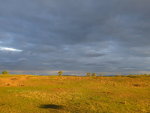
[{"xmin": 0, "ymin": 0, "xmax": 150, "ymax": 74}]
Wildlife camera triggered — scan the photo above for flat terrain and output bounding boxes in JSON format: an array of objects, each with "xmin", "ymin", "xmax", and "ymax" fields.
[{"xmin": 0, "ymin": 75, "xmax": 149, "ymax": 113}]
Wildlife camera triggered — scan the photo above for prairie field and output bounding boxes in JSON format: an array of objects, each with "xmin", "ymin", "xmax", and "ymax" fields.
[{"xmin": 0, "ymin": 75, "xmax": 149, "ymax": 113}]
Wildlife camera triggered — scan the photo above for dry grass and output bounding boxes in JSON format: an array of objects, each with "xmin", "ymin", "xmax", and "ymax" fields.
[{"xmin": 0, "ymin": 75, "xmax": 149, "ymax": 113}]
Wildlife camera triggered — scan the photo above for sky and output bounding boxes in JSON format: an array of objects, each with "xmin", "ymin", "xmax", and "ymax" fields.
[{"xmin": 0, "ymin": 0, "xmax": 150, "ymax": 75}]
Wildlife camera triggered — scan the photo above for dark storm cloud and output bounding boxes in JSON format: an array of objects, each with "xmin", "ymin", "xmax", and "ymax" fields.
[{"xmin": 0, "ymin": 0, "xmax": 150, "ymax": 75}]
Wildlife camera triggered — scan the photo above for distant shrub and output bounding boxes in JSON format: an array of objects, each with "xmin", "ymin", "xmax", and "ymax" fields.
[
  {"xmin": 2, "ymin": 70, "xmax": 9, "ymax": 75},
  {"xmin": 86, "ymin": 73, "xmax": 91, "ymax": 77},
  {"xmin": 92, "ymin": 73, "xmax": 97, "ymax": 77},
  {"xmin": 58, "ymin": 71, "xmax": 63, "ymax": 76}
]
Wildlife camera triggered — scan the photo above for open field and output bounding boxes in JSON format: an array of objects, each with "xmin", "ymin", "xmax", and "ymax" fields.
[{"xmin": 0, "ymin": 75, "xmax": 149, "ymax": 113}]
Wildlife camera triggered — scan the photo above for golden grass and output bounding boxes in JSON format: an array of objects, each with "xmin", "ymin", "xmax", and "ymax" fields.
[{"xmin": 0, "ymin": 75, "xmax": 149, "ymax": 113}]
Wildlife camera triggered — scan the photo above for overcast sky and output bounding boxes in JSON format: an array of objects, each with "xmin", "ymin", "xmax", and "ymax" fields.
[{"xmin": 0, "ymin": 0, "xmax": 150, "ymax": 75}]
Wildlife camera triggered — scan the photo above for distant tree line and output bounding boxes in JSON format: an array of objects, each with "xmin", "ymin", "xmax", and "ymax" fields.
[
  {"xmin": 1, "ymin": 70, "xmax": 149, "ymax": 77},
  {"xmin": 0, "ymin": 70, "xmax": 98, "ymax": 76}
]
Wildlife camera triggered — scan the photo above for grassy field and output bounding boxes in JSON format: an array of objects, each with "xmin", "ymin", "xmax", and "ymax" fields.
[{"xmin": 0, "ymin": 75, "xmax": 149, "ymax": 113}]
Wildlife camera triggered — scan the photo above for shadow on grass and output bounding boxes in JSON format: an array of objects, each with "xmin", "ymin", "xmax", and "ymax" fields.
[
  {"xmin": 0, "ymin": 104, "xmax": 5, "ymax": 106},
  {"xmin": 39, "ymin": 104, "xmax": 64, "ymax": 109}
]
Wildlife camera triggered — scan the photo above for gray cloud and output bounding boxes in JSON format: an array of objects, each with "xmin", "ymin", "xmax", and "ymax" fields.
[{"xmin": 0, "ymin": 0, "xmax": 150, "ymax": 75}]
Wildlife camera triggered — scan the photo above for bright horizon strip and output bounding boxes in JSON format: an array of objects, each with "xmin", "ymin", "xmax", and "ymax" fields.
[{"xmin": 0, "ymin": 47, "xmax": 23, "ymax": 52}]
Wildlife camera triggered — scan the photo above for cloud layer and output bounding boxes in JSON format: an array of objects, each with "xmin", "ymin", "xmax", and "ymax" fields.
[{"xmin": 0, "ymin": 0, "xmax": 150, "ymax": 74}]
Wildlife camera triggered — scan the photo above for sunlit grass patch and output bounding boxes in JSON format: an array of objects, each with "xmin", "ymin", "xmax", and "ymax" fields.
[{"xmin": 0, "ymin": 75, "xmax": 149, "ymax": 113}]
